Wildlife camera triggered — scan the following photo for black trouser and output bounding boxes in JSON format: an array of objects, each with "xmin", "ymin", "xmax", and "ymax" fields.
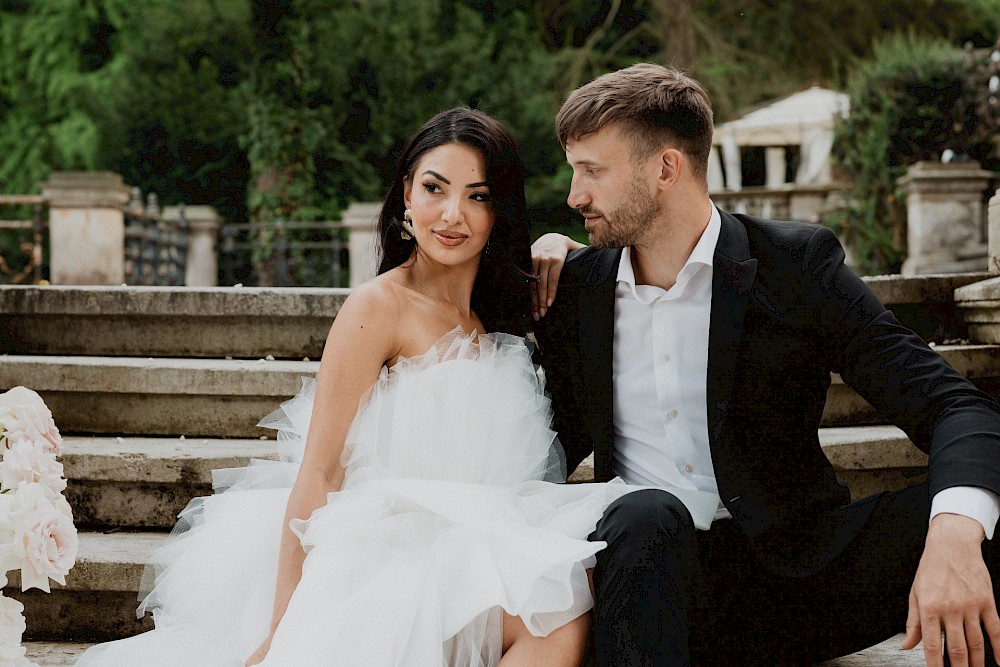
[{"xmin": 588, "ymin": 484, "xmax": 1000, "ymax": 666}]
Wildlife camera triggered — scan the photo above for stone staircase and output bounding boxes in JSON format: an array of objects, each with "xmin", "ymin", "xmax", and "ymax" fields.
[{"xmin": 0, "ymin": 275, "xmax": 997, "ymax": 665}]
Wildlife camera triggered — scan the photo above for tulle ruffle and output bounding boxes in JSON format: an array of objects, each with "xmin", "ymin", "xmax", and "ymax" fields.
[{"xmin": 76, "ymin": 329, "xmax": 646, "ymax": 666}]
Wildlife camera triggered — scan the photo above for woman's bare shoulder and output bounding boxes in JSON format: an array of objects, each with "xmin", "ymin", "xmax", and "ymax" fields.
[{"xmin": 338, "ymin": 273, "xmax": 407, "ymax": 318}]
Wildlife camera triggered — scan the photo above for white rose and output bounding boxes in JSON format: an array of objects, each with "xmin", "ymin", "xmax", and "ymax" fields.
[
  {"xmin": 0, "ymin": 593, "xmax": 26, "ymax": 664},
  {"xmin": 0, "ymin": 495, "xmax": 16, "ymax": 574},
  {"xmin": 0, "ymin": 387, "xmax": 60, "ymax": 455},
  {"xmin": 7, "ymin": 484, "xmax": 78, "ymax": 593},
  {"xmin": 0, "ymin": 441, "xmax": 66, "ymax": 499}
]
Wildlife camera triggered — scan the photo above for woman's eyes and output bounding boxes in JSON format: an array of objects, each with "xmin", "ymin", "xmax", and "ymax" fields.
[{"xmin": 421, "ymin": 182, "xmax": 491, "ymax": 202}]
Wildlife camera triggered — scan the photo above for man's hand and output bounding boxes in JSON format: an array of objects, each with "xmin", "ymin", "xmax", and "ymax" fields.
[
  {"xmin": 902, "ymin": 513, "xmax": 1000, "ymax": 667},
  {"xmin": 530, "ymin": 233, "xmax": 582, "ymax": 320}
]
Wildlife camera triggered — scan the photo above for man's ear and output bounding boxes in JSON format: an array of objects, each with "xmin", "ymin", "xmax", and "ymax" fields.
[{"xmin": 657, "ymin": 149, "xmax": 684, "ymax": 189}]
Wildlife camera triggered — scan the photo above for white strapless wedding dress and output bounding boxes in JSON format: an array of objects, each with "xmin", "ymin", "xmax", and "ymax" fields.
[{"xmin": 76, "ymin": 330, "xmax": 717, "ymax": 666}]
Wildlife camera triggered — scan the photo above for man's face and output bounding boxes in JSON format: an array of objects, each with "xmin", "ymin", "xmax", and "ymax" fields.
[{"xmin": 564, "ymin": 124, "xmax": 661, "ymax": 248}]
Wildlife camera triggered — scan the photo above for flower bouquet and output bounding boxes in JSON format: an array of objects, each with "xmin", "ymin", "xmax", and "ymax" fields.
[{"xmin": 0, "ymin": 387, "xmax": 78, "ymax": 667}]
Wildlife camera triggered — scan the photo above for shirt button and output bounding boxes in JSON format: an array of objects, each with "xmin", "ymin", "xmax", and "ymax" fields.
[
  {"xmin": 662, "ymin": 353, "xmax": 671, "ymax": 363},
  {"xmin": 668, "ymin": 409, "xmax": 679, "ymax": 419},
  {"xmin": 684, "ymin": 464, "xmax": 694, "ymax": 473}
]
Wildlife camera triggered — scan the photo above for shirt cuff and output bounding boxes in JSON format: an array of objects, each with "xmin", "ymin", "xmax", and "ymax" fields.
[{"xmin": 930, "ymin": 486, "xmax": 1000, "ymax": 540}]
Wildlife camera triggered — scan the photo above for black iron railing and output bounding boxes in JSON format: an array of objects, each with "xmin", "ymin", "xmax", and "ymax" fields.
[
  {"xmin": 124, "ymin": 188, "xmax": 189, "ymax": 286},
  {"xmin": 219, "ymin": 220, "xmax": 347, "ymax": 287},
  {"xmin": 0, "ymin": 195, "xmax": 48, "ymax": 284}
]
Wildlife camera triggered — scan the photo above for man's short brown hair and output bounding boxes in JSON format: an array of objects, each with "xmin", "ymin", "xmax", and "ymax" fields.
[{"xmin": 556, "ymin": 63, "xmax": 714, "ymax": 181}]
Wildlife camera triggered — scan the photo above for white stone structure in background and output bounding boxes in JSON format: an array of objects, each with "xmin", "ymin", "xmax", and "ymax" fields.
[
  {"xmin": 41, "ymin": 172, "xmax": 129, "ymax": 285},
  {"xmin": 710, "ymin": 86, "xmax": 850, "ymax": 191},
  {"xmin": 898, "ymin": 161, "xmax": 994, "ymax": 275},
  {"xmin": 342, "ymin": 201, "xmax": 381, "ymax": 288}
]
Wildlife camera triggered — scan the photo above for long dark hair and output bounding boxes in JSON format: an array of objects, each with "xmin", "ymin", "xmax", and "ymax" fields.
[{"xmin": 377, "ymin": 107, "xmax": 533, "ymax": 337}]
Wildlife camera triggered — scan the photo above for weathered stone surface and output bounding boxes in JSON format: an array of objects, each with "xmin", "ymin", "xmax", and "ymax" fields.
[
  {"xmin": 24, "ymin": 642, "xmax": 95, "ymax": 666},
  {"xmin": 21, "ymin": 635, "xmax": 928, "ymax": 666},
  {"xmin": 0, "ymin": 285, "xmax": 347, "ymax": 358},
  {"xmin": 61, "ymin": 436, "xmax": 278, "ymax": 482},
  {"xmin": 61, "ymin": 436, "xmax": 278, "ymax": 527},
  {"xmin": 567, "ymin": 426, "xmax": 929, "ymax": 494},
  {"xmin": 818, "ymin": 635, "xmax": 925, "ymax": 666},
  {"xmin": 5, "ymin": 531, "xmax": 164, "ymax": 593},
  {"xmin": 864, "ymin": 271, "xmax": 992, "ymax": 340},
  {"xmin": 898, "ymin": 161, "xmax": 994, "ymax": 275},
  {"xmin": 0, "ymin": 355, "xmax": 318, "ymax": 436},
  {"xmin": 956, "ymin": 275, "xmax": 1000, "ymax": 343},
  {"xmin": 865, "ymin": 272, "xmax": 993, "ymax": 306}
]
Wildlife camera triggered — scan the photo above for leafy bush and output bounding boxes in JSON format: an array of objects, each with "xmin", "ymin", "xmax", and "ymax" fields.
[{"xmin": 830, "ymin": 33, "xmax": 1000, "ymax": 274}]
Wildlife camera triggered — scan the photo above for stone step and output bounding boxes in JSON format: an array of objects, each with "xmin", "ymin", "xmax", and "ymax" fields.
[
  {"xmin": 61, "ymin": 422, "xmax": 927, "ymax": 531},
  {"xmin": 0, "ymin": 355, "xmax": 319, "ymax": 438},
  {"xmin": 10, "ymin": 528, "xmax": 926, "ymax": 667},
  {"xmin": 18, "ymin": 635, "xmax": 927, "ymax": 666},
  {"xmin": 62, "ymin": 436, "xmax": 279, "ymax": 528},
  {"xmin": 2, "ymin": 344, "xmax": 994, "ymax": 442},
  {"xmin": 569, "ymin": 425, "xmax": 928, "ymax": 500},
  {"xmin": 0, "ymin": 285, "xmax": 347, "ymax": 358},
  {"xmin": 0, "ymin": 273, "xmax": 989, "ymax": 359},
  {"xmin": 822, "ymin": 343, "xmax": 1000, "ymax": 426},
  {"xmin": 5, "ymin": 531, "xmax": 163, "ymax": 641},
  {"xmin": 24, "ymin": 642, "xmax": 95, "ymax": 666}
]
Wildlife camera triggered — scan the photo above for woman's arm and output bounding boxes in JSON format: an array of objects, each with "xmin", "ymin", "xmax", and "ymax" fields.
[
  {"xmin": 246, "ymin": 284, "xmax": 399, "ymax": 665},
  {"xmin": 530, "ymin": 233, "xmax": 583, "ymax": 320}
]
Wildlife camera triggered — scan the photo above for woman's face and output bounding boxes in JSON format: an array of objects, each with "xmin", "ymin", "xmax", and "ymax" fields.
[{"xmin": 403, "ymin": 142, "xmax": 495, "ymax": 268}]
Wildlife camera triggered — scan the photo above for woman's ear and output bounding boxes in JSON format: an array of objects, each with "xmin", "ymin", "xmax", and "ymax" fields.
[{"xmin": 403, "ymin": 176, "xmax": 412, "ymax": 210}]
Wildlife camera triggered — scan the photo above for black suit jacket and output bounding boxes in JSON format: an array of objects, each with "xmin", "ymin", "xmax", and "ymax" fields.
[{"xmin": 534, "ymin": 210, "xmax": 1000, "ymax": 575}]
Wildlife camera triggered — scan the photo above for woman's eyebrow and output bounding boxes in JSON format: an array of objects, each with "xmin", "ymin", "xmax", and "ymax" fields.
[{"xmin": 422, "ymin": 170, "xmax": 488, "ymax": 189}]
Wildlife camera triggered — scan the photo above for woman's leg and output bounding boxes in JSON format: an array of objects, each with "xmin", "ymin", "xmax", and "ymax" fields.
[{"xmin": 499, "ymin": 611, "xmax": 588, "ymax": 666}]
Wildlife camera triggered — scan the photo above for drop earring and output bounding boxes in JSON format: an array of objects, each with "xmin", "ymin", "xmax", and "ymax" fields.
[{"xmin": 400, "ymin": 209, "xmax": 415, "ymax": 240}]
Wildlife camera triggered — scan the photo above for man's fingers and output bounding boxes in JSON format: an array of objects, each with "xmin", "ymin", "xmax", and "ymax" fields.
[
  {"xmin": 983, "ymin": 607, "xmax": 1000, "ymax": 664},
  {"xmin": 943, "ymin": 615, "xmax": 971, "ymax": 667},
  {"xmin": 920, "ymin": 608, "xmax": 945, "ymax": 667},
  {"xmin": 964, "ymin": 615, "xmax": 987, "ymax": 667},
  {"xmin": 901, "ymin": 593, "xmax": 922, "ymax": 650}
]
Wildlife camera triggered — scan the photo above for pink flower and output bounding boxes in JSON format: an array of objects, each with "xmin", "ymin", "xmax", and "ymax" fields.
[{"xmin": 5, "ymin": 483, "xmax": 78, "ymax": 593}]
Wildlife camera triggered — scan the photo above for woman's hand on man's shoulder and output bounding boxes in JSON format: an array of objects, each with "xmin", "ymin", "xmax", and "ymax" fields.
[{"xmin": 531, "ymin": 233, "xmax": 585, "ymax": 321}]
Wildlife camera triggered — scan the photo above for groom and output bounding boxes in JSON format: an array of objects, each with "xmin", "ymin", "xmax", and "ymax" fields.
[{"xmin": 531, "ymin": 63, "xmax": 1000, "ymax": 666}]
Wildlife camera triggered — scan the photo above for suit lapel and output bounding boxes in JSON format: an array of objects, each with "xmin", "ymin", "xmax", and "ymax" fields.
[
  {"xmin": 707, "ymin": 212, "xmax": 758, "ymax": 462},
  {"xmin": 579, "ymin": 248, "xmax": 621, "ymax": 481}
]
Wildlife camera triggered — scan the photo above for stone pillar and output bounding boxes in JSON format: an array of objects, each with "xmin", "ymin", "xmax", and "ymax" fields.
[
  {"xmin": 989, "ymin": 188, "xmax": 1000, "ymax": 273},
  {"xmin": 40, "ymin": 172, "xmax": 130, "ymax": 285},
  {"xmin": 898, "ymin": 161, "xmax": 994, "ymax": 275},
  {"xmin": 765, "ymin": 147, "xmax": 786, "ymax": 188},
  {"xmin": 342, "ymin": 202, "xmax": 381, "ymax": 287},
  {"xmin": 164, "ymin": 205, "xmax": 221, "ymax": 286}
]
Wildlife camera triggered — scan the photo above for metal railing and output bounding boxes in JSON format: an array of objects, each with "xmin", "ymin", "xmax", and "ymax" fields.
[
  {"xmin": 219, "ymin": 220, "xmax": 347, "ymax": 287},
  {"xmin": 124, "ymin": 187, "xmax": 189, "ymax": 286},
  {"xmin": 0, "ymin": 195, "xmax": 48, "ymax": 284}
]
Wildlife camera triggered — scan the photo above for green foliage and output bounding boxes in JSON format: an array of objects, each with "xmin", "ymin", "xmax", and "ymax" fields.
[
  {"xmin": 3, "ymin": 0, "xmax": 1000, "ymax": 282},
  {"xmin": 830, "ymin": 33, "xmax": 999, "ymax": 274}
]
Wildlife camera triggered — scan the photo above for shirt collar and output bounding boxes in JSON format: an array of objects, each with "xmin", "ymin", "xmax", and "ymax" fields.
[{"xmin": 616, "ymin": 204, "xmax": 722, "ymax": 292}]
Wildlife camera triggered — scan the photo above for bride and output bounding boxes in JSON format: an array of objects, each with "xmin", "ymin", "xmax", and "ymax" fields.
[{"xmin": 75, "ymin": 108, "xmax": 705, "ymax": 666}]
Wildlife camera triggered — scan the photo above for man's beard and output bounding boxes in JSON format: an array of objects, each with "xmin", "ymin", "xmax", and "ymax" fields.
[{"xmin": 583, "ymin": 177, "xmax": 660, "ymax": 249}]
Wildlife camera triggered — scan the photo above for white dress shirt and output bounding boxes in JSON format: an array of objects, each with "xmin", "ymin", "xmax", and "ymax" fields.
[{"xmin": 611, "ymin": 205, "xmax": 999, "ymax": 537}]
